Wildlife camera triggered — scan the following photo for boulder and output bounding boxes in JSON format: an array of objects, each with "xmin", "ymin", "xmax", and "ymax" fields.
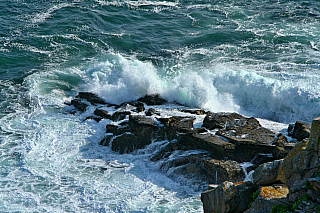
[
  {"xmin": 253, "ymin": 159, "xmax": 284, "ymax": 186},
  {"xmin": 111, "ymin": 111, "xmax": 131, "ymax": 121},
  {"xmin": 71, "ymin": 99, "xmax": 88, "ymax": 112},
  {"xmin": 111, "ymin": 133, "xmax": 138, "ymax": 154},
  {"xmin": 202, "ymin": 112, "xmax": 261, "ymax": 132},
  {"xmin": 158, "ymin": 116, "xmax": 195, "ymax": 141},
  {"xmin": 94, "ymin": 109, "xmax": 111, "ymax": 119},
  {"xmin": 292, "ymin": 120, "xmax": 311, "ymax": 141},
  {"xmin": 201, "ymin": 181, "xmax": 257, "ymax": 213},
  {"xmin": 244, "ymin": 185, "xmax": 290, "ymax": 213},
  {"xmin": 137, "ymin": 94, "xmax": 167, "ymax": 105},
  {"xmin": 159, "ymin": 155, "xmax": 245, "ymax": 185},
  {"xmin": 76, "ymin": 92, "xmax": 107, "ymax": 105},
  {"xmin": 181, "ymin": 109, "xmax": 206, "ymax": 115},
  {"xmin": 145, "ymin": 108, "xmax": 160, "ymax": 116},
  {"xmin": 85, "ymin": 116, "xmax": 102, "ymax": 122}
]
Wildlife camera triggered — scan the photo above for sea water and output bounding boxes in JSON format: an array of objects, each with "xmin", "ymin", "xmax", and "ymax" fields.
[{"xmin": 0, "ymin": 0, "xmax": 320, "ymax": 212}]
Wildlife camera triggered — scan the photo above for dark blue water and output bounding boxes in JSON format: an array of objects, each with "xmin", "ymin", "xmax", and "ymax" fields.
[{"xmin": 0, "ymin": 0, "xmax": 320, "ymax": 212}]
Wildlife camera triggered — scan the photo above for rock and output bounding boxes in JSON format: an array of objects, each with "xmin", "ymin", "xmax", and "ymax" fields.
[
  {"xmin": 308, "ymin": 177, "xmax": 320, "ymax": 191},
  {"xmin": 111, "ymin": 133, "xmax": 138, "ymax": 154},
  {"xmin": 130, "ymin": 101, "xmax": 145, "ymax": 112},
  {"xmin": 292, "ymin": 120, "xmax": 311, "ymax": 141},
  {"xmin": 158, "ymin": 116, "xmax": 195, "ymax": 141},
  {"xmin": 71, "ymin": 99, "xmax": 88, "ymax": 111},
  {"xmin": 106, "ymin": 124, "xmax": 119, "ymax": 134},
  {"xmin": 245, "ymin": 185, "xmax": 290, "ymax": 213},
  {"xmin": 94, "ymin": 109, "xmax": 111, "ymax": 119},
  {"xmin": 85, "ymin": 116, "xmax": 102, "ymax": 122},
  {"xmin": 272, "ymin": 134, "xmax": 288, "ymax": 148},
  {"xmin": 202, "ymin": 112, "xmax": 261, "ymax": 131},
  {"xmin": 76, "ymin": 92, "xmax": 107, "ymax": 105},
  {"xmin": 253, "ymin": 159, "xmax": 284, "ymax": 186},
  {"xmin": 201, "ymin": 181, "xmax": 257, "ymax": 213},
  {"xmin": 159, "ymin": 155, "xmax": 245, "ymax": 185},
  {"xmin": 111, "ymin": 111, "xmax": 131, "ymax": 121},
  {"xmin": 137, "ymin": 94, "xmax": 167, "ymax": 105},
  {"xmin": 177, "ymin": 133, "xmax": 236, "ymax": 160},
  {"xmin": 145, "ymin": 108, "xmax": 160, "ymax": 116},
  {"xmin": 181, "ymin": 109, "xmax": 206, "ymax": 115},
  {"xmin": 100, "ymin": 134, "xmax": 113, "ymax": 146}
]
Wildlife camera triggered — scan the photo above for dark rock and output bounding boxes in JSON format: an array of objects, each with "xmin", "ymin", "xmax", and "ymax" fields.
[
  {"xmin": 71, "ymin": 99, "xmax": 88, "ymax": 112},
  {"xmin": 159, "ymin": 155, "xmax": 245, "ymax": 185},
  {"xmin": 292, "ymin": 120, "xmax": 311, "ymax": 141},
  {"xmin": 202, "ymin": 112, "xmax": 261, "ymax": 131},
  {"xmin": 251, "ymin": 153, "xmax": 275, "ymax": 165},
  {"xmin": 111, "ymin": 133, "xmax": 138, "ymax": 154},
  {"xmin": 253, "ymin": 159, "xmax": 284, "ymax": 186},
  {"xmin": 94, "ymin": 109, "xmax": 111, "ymax": 119},
  {"xmin": 85, "ymin": 116, "xmax": 102, "ymax": 122},
  {"xmin": 177, "ymin": 133, "xmax": 236, "ymax": 160},
  {"xmin": 288, "ymin": 123, "xmax": 294, "ymax": 136},
  {"xmin": 272, "ymin": 133, "xmax": 288, "ymax": 148},
  {"xmin": 201, "ymin": 181, "xmax": 257, "ymax": 213},
  {"xmin": 181, "ymin": 109, "xmax": 206, "ymax": 115},
  {"xmin": 106, "ymin": 124, "xmax": 119, "ymax": 134},
  {"xmin": 158, "ymin": 116, "xmax": 195, "ymax": 141},
  {"xmin": 137, "ymin": 94, "xmax": 167, "ymax": 105},
  {"xmin": 111, "ymin": 111, "xmax": 131, "ymax": 121},
  {"xmin": 100, "ymin": 134, "xmax": 113, "ymax": 146},
  {"xmin": 130, "ymin": 101, "xmax": 145, "ymax": 112},
  {"xmin": 146, "ymin": 108, "xmax": 160, "ymax": 116},
  {"xmin": 76, "ymin": 92, "xmax": 107, "ymax": 105}
]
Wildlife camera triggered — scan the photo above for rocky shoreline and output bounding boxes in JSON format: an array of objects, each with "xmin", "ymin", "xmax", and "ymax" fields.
[{"xmin": 66, "ymin": 92, "xmax": 320, "ymax": 213}]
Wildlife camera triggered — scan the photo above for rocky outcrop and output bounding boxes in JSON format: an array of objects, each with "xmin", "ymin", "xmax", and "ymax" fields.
[
  {"xmin": 291, "ymin": 120, "xmax": 311, "ymax": 141},
  {"xmin": 201, "ymin": 181, "xmax": 257, "ymax": 213},
  {"xmin": 137, "ymin": 94, "xmax": 167, "ymax": 105}
]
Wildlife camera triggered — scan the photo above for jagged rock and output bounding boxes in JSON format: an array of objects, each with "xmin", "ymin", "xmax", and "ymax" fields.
[
  {"xmin": 181, "ymin": 109, "xmax": 206, "ymax": 115},
  {"xmin": 111, "ymin": 111, "xmax": 131, "ymax": 121},
  {"xmin": 76, "ymin": 92, "xmax": 107, "ymax": 105},
  {"xmin": 292, "ymin": 121, "xmax": 311, "ymax": 141},
  {"xmin": 130, "ymin": 101, "xmax": 145, "ymax": 112},
  {"xmin": 71, "ymin": 99, "xmax": 88, "ymax": 111},
  {"xmin": 244, "ymin": 185, "xmax": 290, "ymax": 213},
  {"xmin": 177, "ymin": 133, "xmax": 236, "ymax": 160},
  {"xmin": 202, "ymin": 112, "xmax": 261, "ymax": 132},
  {"xmin": 145, "ymin": 108, "xmax": 160, "ymax": 116},
  {"xmin": 201, "ymin": 181, "xmax": 257, "ymax": 213},
  {"xmin": 94, "ymin": 109, "xmax": 111, "ymax": 119},
  {"xmin": 159, "ymin": 154, "xmax": 245, "ymax": 185},
  {"xmin": 111, "ymin": 133, "xmax": 138, "ymax": 154},
  {"xmin": 85, "ymin": 116, "xmax": 102, "ymax": 122},
  {"xmin": 158, "ymin": 116, "xmax": 195, "ymax": 141},
  {"xmin": 137, "ymin": 94, "xmax": 167, "ymax": 105},
  {"xmin": 253, "ymin": 159, "xmax": 284, "ymax": 186}
]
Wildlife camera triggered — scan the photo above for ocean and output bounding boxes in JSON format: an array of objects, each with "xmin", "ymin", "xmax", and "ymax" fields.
[{"xmin": 0, "ymin": 0, "xmax": 319, "ymax": 212}]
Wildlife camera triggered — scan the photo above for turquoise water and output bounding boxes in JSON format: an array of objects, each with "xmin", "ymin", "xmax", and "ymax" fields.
[{"xmin": 0, "ymin": 0, "xmax": 320, "ymax": 212}]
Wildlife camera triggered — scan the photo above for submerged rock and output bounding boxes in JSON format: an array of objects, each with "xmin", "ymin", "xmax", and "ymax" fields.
[{"xmin": 71, "ymin": 99, "xmax": 88, "ymax": 112}]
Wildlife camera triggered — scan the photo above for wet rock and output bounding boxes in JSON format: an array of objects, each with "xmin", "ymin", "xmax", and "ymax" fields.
[
  {"xmin": 244, "ymin": 185, "xmax": 290, "ymax": 213},
  {"xmin": 253, "ymin": 159, "xmax": 284, "ymax": 186},
  {"xmin": 292, "ymin": 121, "xmax": 311, "ymax": 141},
  {"xmin": 76, "ymin": 92, "xmax": 107, "ymax": 105},
  {"xmin": 106, "ymin": 124, "xmax": 119, "ymax": 134},
  {"xmin": 100, "ymin": 134, "xmax": 113, "ymax": 146},
  {"xmin": 158, "ymin": 116, "xmax": 195, "ymax": 141},
  {"xmin": 159, "ymin": 154, "xmax": 245, "ymax": 185},
  {"xmin": 201, "ymin": 181, "xmax": 257, "ymax": 213},
  {"xmin": 181, "ymin": 109, "xmax": 206, "ymax": 115},
  {"xmin": 137, "ymin": 94, "xmax": 167, "ymax": 105},
  {"xmin": 85, "ymin": 116, "xmax": 102, "ymax": 122},
  {"xmin": 145, "ymin": 108, "xmax": 160, "ymax": 116},
  {"xmin": 94, "ymin": 109, "xmax": 111, "ymax": 119},
  {"xmin": 111, "ymin": 111, "xmax": 131, "ymax": 121},
  {"xmin": 111, "ymin": 133, "xmax": 138, "ymax": 154},
  {"xmin": 177, "ymin": 133, "xmax": 236, "ymax": 160},
  {"xmin": 71, "ymin": 99, "xmax": 88, "ymax": 112},
  {"xmin": 202, "ymin": 112, "xmax": 261, "ymax": 132}
]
